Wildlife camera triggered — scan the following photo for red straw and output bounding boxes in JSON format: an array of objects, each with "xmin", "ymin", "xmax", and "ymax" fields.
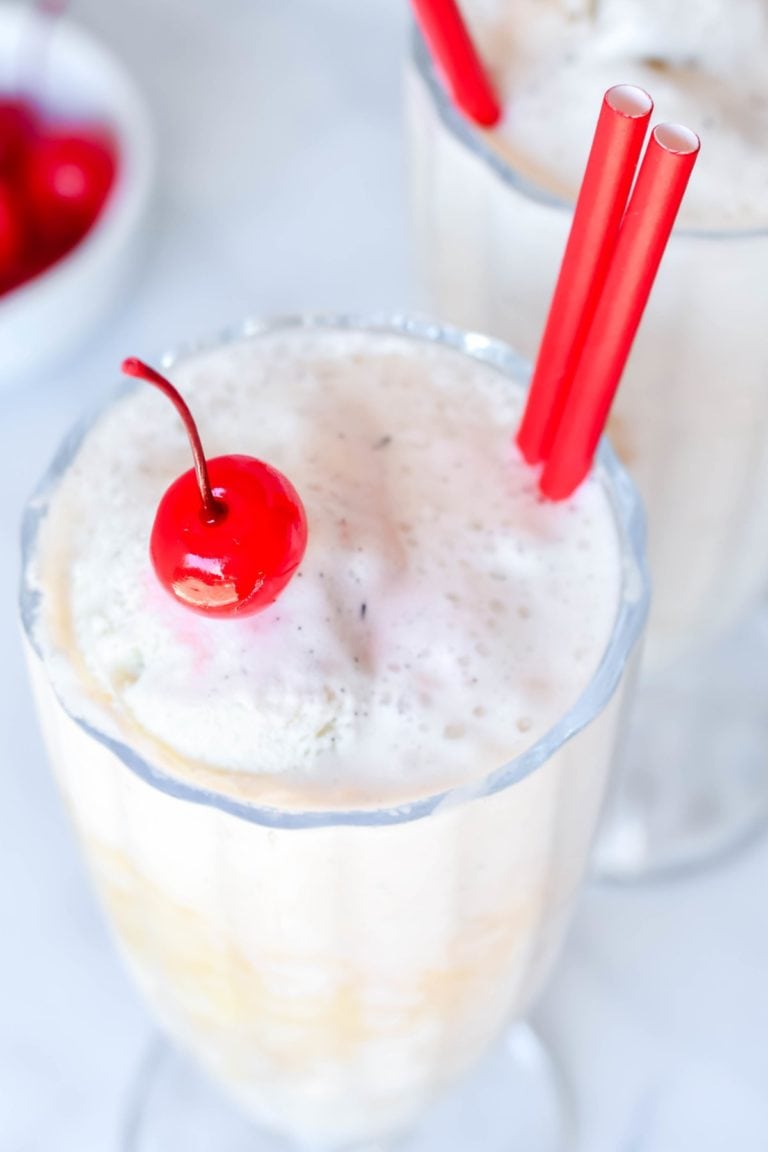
[
  {"xmin": 517, "ymin": 85, "xmax": 653, "ymax": 464},
  {"xmin": 411, "ymin": 0, "xmax": 501, "ymax": 127},
  {"xmin": 540, "ymin": 123, "xmax": 700, "ymax": 501}
]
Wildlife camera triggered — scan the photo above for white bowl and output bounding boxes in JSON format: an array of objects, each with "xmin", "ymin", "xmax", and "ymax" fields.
[{"xmin": 0, "ymin": 4, "xmax": 154, "ymax": 387}]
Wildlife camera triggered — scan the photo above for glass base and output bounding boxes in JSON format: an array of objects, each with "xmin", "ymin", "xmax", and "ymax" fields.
[
  {"xmin": 123, "ymin": 1024, "xmax": 569, "ymax": 1152},
  {"xmin": 595, "ymin": 605, "xmax": 768, "ymax": 880}
]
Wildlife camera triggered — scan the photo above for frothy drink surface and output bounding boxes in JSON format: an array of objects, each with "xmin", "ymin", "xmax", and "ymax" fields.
[
  {"xmin": 31, "ymin": 328, "xmax": 620, "ymax": 808},
  {"xmin": 467, "ymin": 0, "xmax": 768, "ymax": 229}
]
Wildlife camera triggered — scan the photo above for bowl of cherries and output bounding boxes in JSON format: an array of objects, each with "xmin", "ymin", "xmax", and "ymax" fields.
[{"xmin": 0, "ymin": 2, "xmax": 153, "ymax": 384}]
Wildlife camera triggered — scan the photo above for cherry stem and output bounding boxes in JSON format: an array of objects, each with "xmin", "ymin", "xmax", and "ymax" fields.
[{"xmin": 121, "ymin": 357, "xmax": 223, "ymax": 524}]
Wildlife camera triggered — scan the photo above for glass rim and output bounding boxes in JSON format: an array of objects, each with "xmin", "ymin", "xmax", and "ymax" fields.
[
  {"xmin": 20, "ymin": 311, "xmax": 650, "ymax": 830},
  {"xmin": 411, "ymin": 25, "xmax": 768, "ymax": 242}
]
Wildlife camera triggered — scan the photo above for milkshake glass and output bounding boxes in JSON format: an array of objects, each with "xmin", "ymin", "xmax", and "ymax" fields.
[
  {"xmin": 21, "ymin": 315, "xmax": 648, "ymax": 1150},
  {"xmin": 408, "ymin": 20, "xmax": 768, "ymax": 876}
]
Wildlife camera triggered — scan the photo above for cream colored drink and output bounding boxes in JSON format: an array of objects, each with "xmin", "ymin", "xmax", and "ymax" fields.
[{"xmin": 22, "ymin": 317, "xmax": 646, "ymax": 1147}]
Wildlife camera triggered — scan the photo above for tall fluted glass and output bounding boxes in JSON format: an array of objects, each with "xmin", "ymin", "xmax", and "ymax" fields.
[{"xmin": 21, "ymin": 315, "xmax": 648, "ymax": 1149}]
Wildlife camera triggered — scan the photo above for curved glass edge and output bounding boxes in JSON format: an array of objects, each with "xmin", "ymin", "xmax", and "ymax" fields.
[
  {"xmin": 410, "ymin": 26, "xmax": 767, "ymax": 242},
  {"xmin": 19, "ymin": 311, "xmax": 650, "ymax": 830}
]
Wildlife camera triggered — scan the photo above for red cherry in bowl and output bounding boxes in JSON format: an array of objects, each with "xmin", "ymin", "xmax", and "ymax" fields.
[
  {"xmin": 0, "ymin": 179, "xmax": 27, "ymax": 286},
  {"xmin": 0, "ymin": 98, "xmax": 38, "ymax": 175},
  {"xmin": 25, "ymin": 126, "xmax": 117, "ymax": 249},
  {"xmin": 122, "ymin": 358, "xmax": 308, "ymax": 618}
]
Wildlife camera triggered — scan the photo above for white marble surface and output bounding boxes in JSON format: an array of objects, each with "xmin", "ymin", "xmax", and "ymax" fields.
[{"xmin": 1, "ymin": 1, "xmax": 766, "ymax": 1148}]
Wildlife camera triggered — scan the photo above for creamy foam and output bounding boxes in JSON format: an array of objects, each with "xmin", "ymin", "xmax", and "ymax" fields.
[
  {"xmin": 465, "ymin": 0, "xmax": 768, "ymax": 229},
  {"xmin": 30, "ymin": 328, "xmax": 621, "ymax": 807}
]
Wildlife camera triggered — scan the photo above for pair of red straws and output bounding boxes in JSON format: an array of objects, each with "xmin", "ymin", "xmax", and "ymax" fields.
[
  {"xmin": 517, "ymin": 86, "xmax": 700, "ymax": 499},
  {"xmin": 410, "ymin": 2, "xmax": 699, "ymax": 499}
]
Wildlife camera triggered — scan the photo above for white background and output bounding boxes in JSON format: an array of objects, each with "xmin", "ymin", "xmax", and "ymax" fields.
[{"xmin": 1, "ymin": 1, "xmax": 767, "ymax": 1148}]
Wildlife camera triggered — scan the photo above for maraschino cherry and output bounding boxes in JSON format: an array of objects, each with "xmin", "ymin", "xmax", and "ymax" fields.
[
  {"xmin": 24, "ymin": 127, "xmax": 117, "ymax": 251},
  {"xmin": 0, "ymin": 1, "xmax": 119, "ymax": 297},
  {"xmin": 0, "ymin": 98, "xmax": 37, "ymax": 174},
  {"xmin": 122, "ymin": 358, "xmax": 308, "ymax": 618},
  {"xmin": 0, "ymin": 180, "xmax": 26, "ymax": 285}
]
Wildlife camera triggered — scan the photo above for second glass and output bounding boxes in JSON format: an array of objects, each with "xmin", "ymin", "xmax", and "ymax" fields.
[{"xmin": 408, "ymin": 31, "xmax": 768, "ymax": 877}]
